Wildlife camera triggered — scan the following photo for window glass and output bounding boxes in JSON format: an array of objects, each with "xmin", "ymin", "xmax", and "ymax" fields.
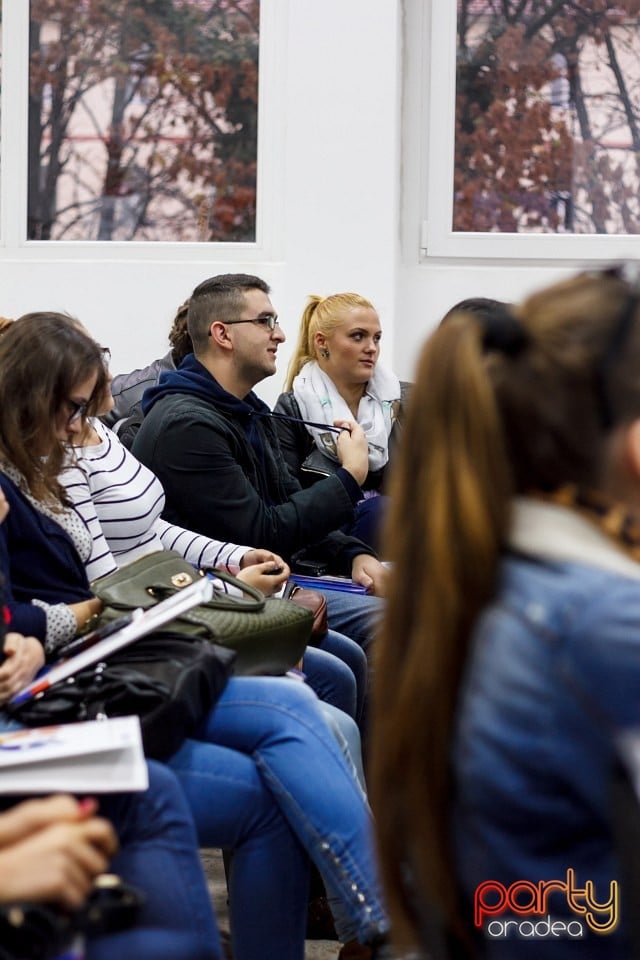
[
  {"xmin": 28, "ymin": 0, "xmax": 259, "ymax": 241},
  {"xmin": 455, "ymin": 1, "xmax": 640, "ymax": 235}
]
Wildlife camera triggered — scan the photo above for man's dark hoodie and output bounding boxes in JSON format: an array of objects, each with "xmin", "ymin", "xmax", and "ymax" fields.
[{"xmin": 134, "ymin": 354, "xmax": 375, "ymax": 570}]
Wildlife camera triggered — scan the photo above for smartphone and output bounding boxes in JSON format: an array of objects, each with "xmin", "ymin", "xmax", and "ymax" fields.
[{"xmin": 282, "ymin": 580, "xmax": 294, "ymax": 600}]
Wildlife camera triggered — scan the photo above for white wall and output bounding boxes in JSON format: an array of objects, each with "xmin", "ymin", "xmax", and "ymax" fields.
[
  {"xmin": 395, "ymin": 0, "xmax": 595, "ymax": 386},
  {"xmin": 0, "ymin": 0, "xmax": 620, "ymax": 403},
  {"xmin": 0, "ymin": 0, "xmax": 402, "ymax": 408},
  {"xmin": 395, "ymin": 0, "xmax": 640, "ymax": 385}
]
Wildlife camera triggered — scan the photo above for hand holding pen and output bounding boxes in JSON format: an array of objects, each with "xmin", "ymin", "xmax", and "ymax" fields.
[
  {"xmin": 334, "ymin": 419, "xmax": 369, "ymax": 486},
  {"xmin": 263, "ymin": 410, "xmax": 367, "ymax": 482}
]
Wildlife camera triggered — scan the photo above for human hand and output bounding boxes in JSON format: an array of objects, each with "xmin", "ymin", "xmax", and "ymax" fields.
[
  {"xmin": 0, "ymin": 795, "xmax": 98, "ymax": 847},
  {"xmin": 351, "ymin": 554, "xmax": 388, "ymax": 597},
  {"xmin": 0, "ymin": 633, "xmax": 45, "ymax": 703},
  {"xmin": 0, "ymin": 487, "xmax": 8, "ymax": 525},
  {"xmin": 237, "ymin": 560, "xmax": 290, "ymax": 596},
  {"xmin": 240, "ymin": 549, "xmax": 287, "ymax": 571},
  {"xmin": 0, "ymin": 798, "xmax": 117, "ymax": 909},
  {"xmin": 335, "ymin": 421, "xmax": 368, "ymax": 486}
]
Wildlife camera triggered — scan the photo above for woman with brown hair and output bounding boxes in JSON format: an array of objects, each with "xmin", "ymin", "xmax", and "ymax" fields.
[
  {"xmin": 372, "ymin": 266, "xmax": 640, "ymax": 960},
  {"xmin": 0, "ymin": 311, "xmax": 390, "ymax": 960}
]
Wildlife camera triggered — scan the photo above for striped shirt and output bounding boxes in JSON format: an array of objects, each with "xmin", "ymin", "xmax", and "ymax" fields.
[{"xmin": 61, "ymin": 419, "xmax": 251, "ymax": 584}]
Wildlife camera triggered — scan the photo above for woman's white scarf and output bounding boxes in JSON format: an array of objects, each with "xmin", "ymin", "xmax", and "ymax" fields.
[{"xmin": 292, "ymin": 360, "xmax": 401, "ymax": 472}]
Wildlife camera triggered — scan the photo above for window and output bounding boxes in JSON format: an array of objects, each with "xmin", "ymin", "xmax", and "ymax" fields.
[
  {"xmin": 424, "ymin": 0, "xmax": 640, "ymax": 259},
  {"xmin": 28, "ymin": 0, "xmax": 260, "ymax": 242}
]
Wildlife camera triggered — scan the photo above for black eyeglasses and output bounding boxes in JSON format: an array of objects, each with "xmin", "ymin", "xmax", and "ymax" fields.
[
  {"xmin": 208, "ymin": 315, "xmax": 280, "ymax": 335},
  {"xmin": 66, "ymin": 399, "xmax": 90, "ymax": 426}
]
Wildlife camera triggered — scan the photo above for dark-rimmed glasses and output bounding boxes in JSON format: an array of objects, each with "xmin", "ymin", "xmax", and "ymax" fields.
[
  {"xmin": 65, "ymin": 345, "xmax": 110, "ymax": 426},
  {"xmin": 66, "ymin": 399, "xmax": 90, "ymax": 426},
  {"xmin": 208, "ymin": 315, "xmax": 279, "ymax": 335}
]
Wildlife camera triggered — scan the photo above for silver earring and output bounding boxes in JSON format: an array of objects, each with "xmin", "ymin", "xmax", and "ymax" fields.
[{"xmin": 320, "ymin": 348, "xmax": 330, "ymax": 359}]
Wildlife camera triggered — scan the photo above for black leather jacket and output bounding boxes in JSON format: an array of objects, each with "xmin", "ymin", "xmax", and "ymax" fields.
[
  {"xmin": 132, "ymin": 391, "xmax": 377, "ymax": 572},
  {"xmin": 272, "ymin": 382, "xmax": 410, "ymax": 492}
]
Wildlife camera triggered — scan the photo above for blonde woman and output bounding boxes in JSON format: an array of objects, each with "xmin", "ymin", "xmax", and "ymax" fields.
[{"xmin": 274, "ymin": 293, "xmax": 408, "ymax": 550}]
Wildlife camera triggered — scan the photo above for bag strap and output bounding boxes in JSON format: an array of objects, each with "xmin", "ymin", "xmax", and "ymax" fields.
[
  {"xmin": 147, "ymin": 567, "xmax": 267, "ymax": 613},
  {"xmin": 252, "ymin": 409, "xmax": 347, "ymax": 436},
  {"xmin": 201, "ymin": 567, "xmax": 267, "ymax": 611}
]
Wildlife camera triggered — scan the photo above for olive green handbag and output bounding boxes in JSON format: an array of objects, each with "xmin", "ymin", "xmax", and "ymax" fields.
[{"xmin": 92, "ymin": 551, "xmax": 312, "ymax": 676}]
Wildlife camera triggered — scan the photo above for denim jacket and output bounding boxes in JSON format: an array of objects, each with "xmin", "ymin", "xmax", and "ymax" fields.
[{"xmin": 453, "ymin": 498, "xmax": 640, "ymax": 959}]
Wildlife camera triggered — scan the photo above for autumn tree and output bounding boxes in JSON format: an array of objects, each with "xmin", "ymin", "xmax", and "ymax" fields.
[
  {"xmin": 28, "ymin": 0, "xmax": 259, "ymax": 241},
  {"xmin": 455, "ymin": 0, "xmax": 640, "ymax": 234}
]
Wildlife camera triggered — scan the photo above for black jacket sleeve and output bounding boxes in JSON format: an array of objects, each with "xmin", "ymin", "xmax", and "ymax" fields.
[
  {"xmin": 272, "ymin": 393, "xmax": 314, "ymax": 478},
  {"xmin": 133, "ymin": 395, "xmax": 376, "ymax": 570}
]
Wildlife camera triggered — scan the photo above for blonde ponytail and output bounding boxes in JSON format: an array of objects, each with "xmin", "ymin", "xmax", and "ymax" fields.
[{"xmin": 284, "ymin": 296, "xmax": 322, "ymax": 390}]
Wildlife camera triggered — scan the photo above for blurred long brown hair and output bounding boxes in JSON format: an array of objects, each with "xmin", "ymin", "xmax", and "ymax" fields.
[{"xmin": 370, "ymin": 269, "xmax": 640, "ymax": 954}]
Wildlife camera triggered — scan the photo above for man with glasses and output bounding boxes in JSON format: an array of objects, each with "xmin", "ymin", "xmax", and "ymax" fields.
[{"xmin": 132, "ymin": 273, "xmax": 386, "ymax": 670}]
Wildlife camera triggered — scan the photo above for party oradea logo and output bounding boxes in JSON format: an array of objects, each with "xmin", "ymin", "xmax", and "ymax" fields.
[{"xmin": 474, "ymin": 870, "xmax": 618, "ymax": 941}]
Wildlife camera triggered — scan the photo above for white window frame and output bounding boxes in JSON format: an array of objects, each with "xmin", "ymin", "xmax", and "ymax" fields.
[
  {"xmin": 0, "ymin": 0, "xmax": 287, "ymax": 262},
  {"xmin": 422, "ymin": 0, "xmax": 640, "ymax": 262}
]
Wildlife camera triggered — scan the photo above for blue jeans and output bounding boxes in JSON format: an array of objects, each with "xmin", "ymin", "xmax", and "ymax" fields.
[
  {"xmin": 344, "ymin": 496, "xmax": 388, "ymax": 553},
  {"xmin": 0, "ymin": 715, "xmax": 221, "ymax": 960},
  {"xmin": 322, "ymin": 590, "xmax": 383, "ymax": 733},
  {"xmin": 321, "ymin": 590, "xmax": 383, "ymax": 658},
  {"xmin": 303, "ymin": 628, "xmax": 367, "ymax": 722},
  {"xmin": 169, "ymin": 676, "xmax": 388, "ymax": 953},
  {"xmin": 89, "ymin": 762, "xmax": 221, "ymax": 960},
  {"xmin": 0, "ymin": 772, "xmax": 220, "ymax": 960},
  {"xmin": 169, "ymin": 736, "xmax": 309, "ymax": 960}
]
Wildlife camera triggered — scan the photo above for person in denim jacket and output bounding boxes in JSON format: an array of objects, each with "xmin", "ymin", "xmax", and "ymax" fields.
[{"xmin": 372, "ymin": 266, "xmax": 640, "ymax": 960}]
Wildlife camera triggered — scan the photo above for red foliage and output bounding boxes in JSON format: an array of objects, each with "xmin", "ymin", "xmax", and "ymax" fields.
[
  {"xmin": 28, "ymin": 0, "xmax": 259, "ymax": 241},
  {"xmin": 454, "ymin": 0, "xmax": 640, "ymax": 234}
]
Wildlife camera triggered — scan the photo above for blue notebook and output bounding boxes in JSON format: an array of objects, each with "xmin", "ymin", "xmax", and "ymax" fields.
[{"xmin": 289, "ymin": 574, "xmax": 367, "ymax": 594}]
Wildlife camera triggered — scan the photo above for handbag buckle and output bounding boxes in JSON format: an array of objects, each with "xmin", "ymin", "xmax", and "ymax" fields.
[{"xmin": 171, "ymin": 572, "xmax": 194, "ymax": 588}]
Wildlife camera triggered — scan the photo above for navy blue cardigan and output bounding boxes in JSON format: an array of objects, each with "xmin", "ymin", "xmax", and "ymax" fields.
[{"xmin": 0, "ymin": 472, "xmax": 92, "ymax": 642}]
